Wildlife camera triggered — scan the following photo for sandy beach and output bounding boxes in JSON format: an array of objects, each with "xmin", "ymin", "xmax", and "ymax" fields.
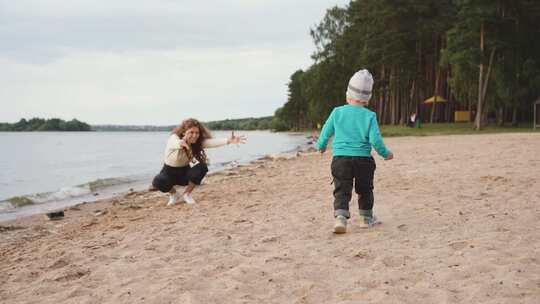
[{"xmin": 1, "ymin": 133, "xmax": 539, "ymax": 304}]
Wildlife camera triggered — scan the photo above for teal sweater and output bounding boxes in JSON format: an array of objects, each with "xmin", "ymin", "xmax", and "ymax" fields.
[{"xmin": 316, "ymin": 104, "xmax": 391, "ymax": 158}]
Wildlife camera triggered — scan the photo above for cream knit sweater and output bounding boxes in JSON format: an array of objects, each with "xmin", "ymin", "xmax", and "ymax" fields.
[{"xmin": 164, "ymin": 134, "xmax": 228, "ymax": 167}]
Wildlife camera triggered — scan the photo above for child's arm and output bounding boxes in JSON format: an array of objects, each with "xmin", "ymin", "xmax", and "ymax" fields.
[
  {"xmin": 316, "ymin": 109, "xmax": 336, "ymax": 152},
  {"xmin": 368, "ymin": 115, "xmax": 392, "ymax": 159}
]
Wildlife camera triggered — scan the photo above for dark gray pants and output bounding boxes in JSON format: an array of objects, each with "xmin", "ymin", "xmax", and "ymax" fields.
[
  {"xmin": 331, "ymin": 156, "xmax": 376, "ymax": 218},
  {"xmin": 152, "ymin": 163, "xmax": 208, "ymax": 193}
]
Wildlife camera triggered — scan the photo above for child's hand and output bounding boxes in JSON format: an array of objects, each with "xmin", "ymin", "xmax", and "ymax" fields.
[
  {"xmin": 319, "ymin": 147, "xmax": 326, "ymax": 154},
  {"xmin": 385, "ymin": 152, "xmax": 394, "ymax": 160}
]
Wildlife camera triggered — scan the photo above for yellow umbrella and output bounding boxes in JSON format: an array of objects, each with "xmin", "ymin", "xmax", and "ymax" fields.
[{"xmin": 423, "ymin": 95, "xmax": 447, "ymax": 104}]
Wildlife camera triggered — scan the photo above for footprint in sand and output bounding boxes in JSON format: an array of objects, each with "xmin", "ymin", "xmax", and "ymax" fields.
[
  {"xmin": 48, "ymin": 258, "xmax": 69, "ymax": 270},
  {"xmin": 354, "ymin": 250, "xmax": 369, "ymax": 259},
  {"xmin": 449, "ymin": 241, "xmax": 468, "ymax": 251},
  {"xmin": 382, "ymin": 256, "xmax": 407, "ymax": 267},
  {"xmin": 53, "ymin": 268, "xmax": 90, "ymax": 282}
]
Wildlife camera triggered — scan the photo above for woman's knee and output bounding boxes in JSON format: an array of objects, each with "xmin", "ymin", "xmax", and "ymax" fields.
[
  {"xmin": 187, "ymin": 163, "xmax": 208, "ymax": 185},
  {"xmin": 152, "ymin": 174, "xmax": 173, "ymax": 192}
]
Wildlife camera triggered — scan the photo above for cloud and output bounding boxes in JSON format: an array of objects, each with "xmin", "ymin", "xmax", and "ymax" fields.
[
  {"xmin": 0, "ymin": 45, "xmax": 313, "ymax": 124},
  {"xmin": 1, "ymin": 0, "xmax": 344, "ymax": 62},
  {"xmin": 0, "ymin": 0, "xmax": 349, "ymax": 124}
]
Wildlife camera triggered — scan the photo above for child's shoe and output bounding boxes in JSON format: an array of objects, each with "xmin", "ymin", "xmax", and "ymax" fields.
[
  {"xmin": 183, "ymin": 193, "xmax": 196, "ymax": 205},
  {"xmin": 358, "ymin": 215, "xmax": 381, "ymax": 228},
  {"xmin": 333, "ymin": 215, "xmax": 347, "ymax": 234},
  {"xmin": 167, "ymin": 192, "xmax": 183, "ymax": 206}
]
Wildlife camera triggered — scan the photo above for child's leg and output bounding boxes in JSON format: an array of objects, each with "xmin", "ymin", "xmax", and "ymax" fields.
[
  {"xmin": 353, "ymin": 157, "xmax": 376, "ymax": 217},
  {"xmin": 331, "ymin": 156, "xmax": 354, "ymax": 218}
]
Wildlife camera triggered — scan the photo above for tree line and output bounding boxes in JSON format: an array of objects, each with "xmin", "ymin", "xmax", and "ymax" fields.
[
  {"xmin": 274, "ymin": 0, "xmax": 540, "ymax": 130},
  {"xmin": 92, "ymin": 125, "xmax": 174, "ymax": 132},
  {"xmin": 205, "ymin": 116, "xmax": 284, "ymax": 131},
  {"xmin": 0, "ymin": 118, "xmax": 92, "ymax": 131},
  {"xmin": 92, "ymin": 117, "xmax": 283, "ymax": 132}
]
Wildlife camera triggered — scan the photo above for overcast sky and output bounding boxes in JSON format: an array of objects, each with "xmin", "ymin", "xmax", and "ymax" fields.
[{"xmin": 0, "ymin": 0, "xmax": 349, "ymax": 125}]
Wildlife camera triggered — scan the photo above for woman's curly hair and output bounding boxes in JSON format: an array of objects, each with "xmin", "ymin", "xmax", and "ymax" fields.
[{"xmin": 171, "ymin": 118, "xmax": 212, "ymax": 164}]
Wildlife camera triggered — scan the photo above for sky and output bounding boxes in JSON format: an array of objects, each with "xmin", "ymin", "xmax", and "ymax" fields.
[{"xmin": 0, "ymin": 0, "xmax": 349, "ymax": 125}]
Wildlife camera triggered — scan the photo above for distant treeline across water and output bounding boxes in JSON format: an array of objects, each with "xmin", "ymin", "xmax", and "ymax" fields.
[
  {"xmin": 2, "ymin": 116, "xmax": 282, "ymax": 132},
  {"xmin": 0, "ymin": 118, "xmax": 91, "ymax": 131},
  {"xmin": 94, "ymin": 116, "xmax": 281, "ymax": 131}
]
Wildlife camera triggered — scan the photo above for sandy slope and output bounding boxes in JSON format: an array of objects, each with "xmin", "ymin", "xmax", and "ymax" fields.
[{"xmin": 1, "ymin": 133, "xmax": 539, "ymax": 304}]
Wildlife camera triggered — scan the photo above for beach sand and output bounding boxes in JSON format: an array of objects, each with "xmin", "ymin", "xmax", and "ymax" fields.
[{"xmin": 1, "ymin": 133, "xmax": 539, "ymax": 304}]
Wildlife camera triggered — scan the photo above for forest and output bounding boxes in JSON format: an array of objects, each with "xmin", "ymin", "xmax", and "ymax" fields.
[
  {"xmin": 0, "ymin": 118, "xmax": 92, "ymax": 131},
  {"xmin": 205, "ymin": 117, "xmax": 276, "ymax": 131},
  {"xmin": 274, "ymin": 0, "xmax": 540, "ymax": 130}
]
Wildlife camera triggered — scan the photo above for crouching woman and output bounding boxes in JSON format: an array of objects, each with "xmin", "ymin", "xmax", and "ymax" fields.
[{"xmin": 151, "ymin": 118, "xmax": 245, "ymax": 205}]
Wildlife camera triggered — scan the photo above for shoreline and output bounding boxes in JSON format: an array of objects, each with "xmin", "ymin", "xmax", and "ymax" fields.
[
  {"xmin": 1, "ymin": 133, "xmax": 539, "ymax": 303},
  {"xmin": 0, "ymin": 136, "xmax": 314, "ymax": 224},
  {"xmin": 0, "ymin": 147, "xmax": 313, "ymax": 232}
]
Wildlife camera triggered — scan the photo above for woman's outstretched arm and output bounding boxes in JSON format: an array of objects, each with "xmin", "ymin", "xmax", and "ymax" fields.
[{"xmin": 203, "ymin": 131, "xmax": 246, "ymax": 148}]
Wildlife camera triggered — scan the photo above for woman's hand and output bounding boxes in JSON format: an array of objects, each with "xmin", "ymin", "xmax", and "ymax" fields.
[
  {"xmin": 227, "ymin": 131, "xmax": 246, "ymax": 145},
  {"xmin": 179, "ymin": 139, "xmax": 190, "ymax": 150}
]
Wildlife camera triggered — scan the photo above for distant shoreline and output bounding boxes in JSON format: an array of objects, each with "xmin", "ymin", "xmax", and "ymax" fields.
[
  {"xmin": 93, "ymin": 116, "xmax": 276, "ymax": 131},
  {"xmin": 0, "ymin": 118, "xmax": 91, "ymax": 132},
  {"xmin": 0, "ymin": 116, "xmax": 277, "ymax": 132}
]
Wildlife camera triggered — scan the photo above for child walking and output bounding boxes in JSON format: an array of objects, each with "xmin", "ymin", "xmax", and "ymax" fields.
[{"xmin": 316, "ymin": 69, "xmax": 393, "ymax": 234}]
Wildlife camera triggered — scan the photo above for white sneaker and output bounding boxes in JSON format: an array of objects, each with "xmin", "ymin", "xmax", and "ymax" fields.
[
  {"xmin": 358, "ymin": 215, "xmax": 381, "ymax": 228},
  {"xmin": 183, "ymin": 193, "xmax": 196, "ymax": 205},
  {"xmin": 167, "ymin": 192, "xmax": 183, "ymax": 206},
  {"xmin": 333, "ymin": 215, "xmax": 347, "ymax": 234}
]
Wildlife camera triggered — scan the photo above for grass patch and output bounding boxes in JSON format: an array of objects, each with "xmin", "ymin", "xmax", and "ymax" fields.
[{"xmin": 381, "ymin": 122, "xmax": 540, "ymax": 137}]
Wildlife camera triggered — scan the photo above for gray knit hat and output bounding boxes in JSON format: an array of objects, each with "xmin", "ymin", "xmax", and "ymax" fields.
[{"xmin": 346, "ymin": 69, "xmax": 374, "ymax": 102}]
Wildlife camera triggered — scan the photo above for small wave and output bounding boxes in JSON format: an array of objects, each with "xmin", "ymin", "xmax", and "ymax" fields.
[
  {"xmin": 5, "ymin": 196, "xmax": 35, "ymax": 207},
  {"xmin": 1, "ymin": 187, "xmax": 88, "ymax": 211},
  {"xmin": 210, "ymin": 160, "xmax": 240, "ymax": 171},
  {"xmin": 0, "ymin": 196, "xmax": 35, "ymax": 214},
  {"xmin": 78, "ymin": 177, "xmax": 133, "ymax": 192},
  {"xmin": 1, "ymin": 177, "xmax": 136, "ymax": 211},
  {"xmin": 48, "ymin": 185, "xmax": 92, "ymax": 201}
]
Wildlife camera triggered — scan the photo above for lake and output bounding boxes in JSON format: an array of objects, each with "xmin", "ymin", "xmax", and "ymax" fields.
[{"xmin": 0, "ymin": 130, "xmax": 311, "ymax": 221}]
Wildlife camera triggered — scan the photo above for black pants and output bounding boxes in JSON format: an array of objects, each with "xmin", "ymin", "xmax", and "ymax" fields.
[
  {"xmin": 152, "ymin": 163, "xmax": 208, "ymax": 193},
  {"xmin": 331, "ymin": 156, "xmax": 376, "ymax": 218}
]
